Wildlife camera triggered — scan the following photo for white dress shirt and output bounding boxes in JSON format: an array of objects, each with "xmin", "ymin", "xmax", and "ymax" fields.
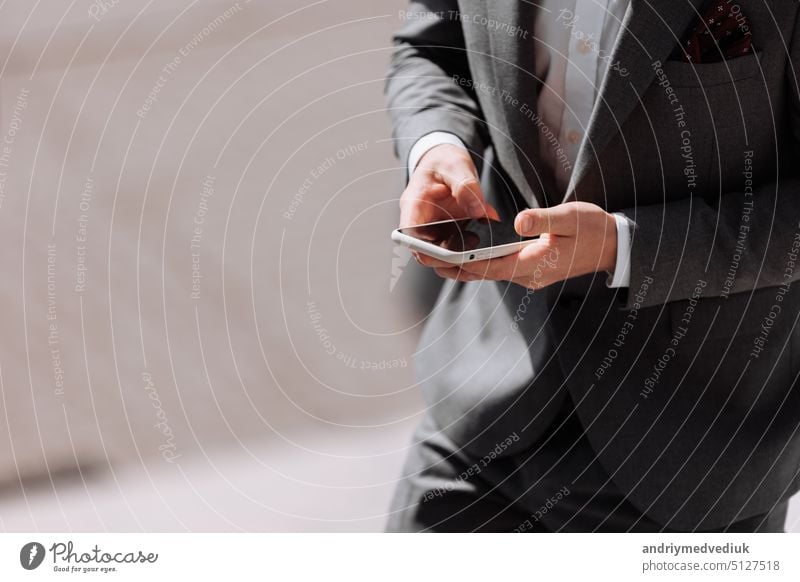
[{"xmin": 408, "ymin": 0, "xmax": 632, "ymax": 287}]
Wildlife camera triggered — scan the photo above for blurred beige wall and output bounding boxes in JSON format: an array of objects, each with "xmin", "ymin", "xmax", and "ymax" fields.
[{"xmin": 0, "ymin": 0, "xmax": 421, "ymax": 492}]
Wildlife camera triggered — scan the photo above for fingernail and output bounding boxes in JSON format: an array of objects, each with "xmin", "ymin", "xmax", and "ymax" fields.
[
  {"xmin": 468, "ymin": 202, "xmax": 483, "ymax": 217},
  {"xmin": 518, "ymin": 215, "xmax": 533, "ymax": 233}
]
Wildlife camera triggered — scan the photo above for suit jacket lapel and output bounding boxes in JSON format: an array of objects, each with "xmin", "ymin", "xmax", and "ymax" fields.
[
  {"xmin": 484, "ymin": 1, "xmax": 549, "ymax": 208},
  {"xmin": 564, "ymin": 0, "xmax": 706, "ymax": 203}
]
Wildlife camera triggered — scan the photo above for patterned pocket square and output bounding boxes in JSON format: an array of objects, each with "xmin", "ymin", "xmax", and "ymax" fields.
[{"xmin": 672, "ymin": 0, "xmax": 754, "ymax": 63}]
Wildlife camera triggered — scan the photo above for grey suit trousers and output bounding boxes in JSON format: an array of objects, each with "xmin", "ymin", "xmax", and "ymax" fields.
[{"xmin": 386, "ymin": 396, "xmax": 789, "ymax": 532}]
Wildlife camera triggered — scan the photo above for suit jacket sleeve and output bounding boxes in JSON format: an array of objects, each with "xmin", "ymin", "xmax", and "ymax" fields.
[
  {"xmin": 619, "ymin": 17, "xmax": 800, "ymax": 310},
  {"xmin": 386, "ymin": 0, "xmax": 489, "ymax": 178}
]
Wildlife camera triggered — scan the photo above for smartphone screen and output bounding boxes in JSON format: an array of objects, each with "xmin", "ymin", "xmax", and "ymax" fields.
[{"xmin": 396, "ymin": 217, "xmax": 537, "ymax": 252}]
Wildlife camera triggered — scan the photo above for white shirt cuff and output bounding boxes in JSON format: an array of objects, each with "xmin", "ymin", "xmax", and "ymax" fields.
[
  {"xmin": 407, "ymin": 131, "xmax": 468, "ymax": 175},
  {"xmin": 606, "ymin": 212, "xmax": 631, "ymax": 288}
]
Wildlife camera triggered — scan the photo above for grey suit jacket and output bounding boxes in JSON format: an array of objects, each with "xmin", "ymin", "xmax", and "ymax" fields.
[{"xmin": 387, "ymin": 0, "xmax": 800, "ymax": 529}]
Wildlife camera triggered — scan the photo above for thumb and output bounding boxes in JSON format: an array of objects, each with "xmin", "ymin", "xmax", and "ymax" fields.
[{"xmin": 515, "ymin": 204, "xmax": 577, "ymax": 237}]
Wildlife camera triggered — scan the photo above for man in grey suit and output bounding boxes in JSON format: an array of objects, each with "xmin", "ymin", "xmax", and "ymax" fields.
[{"xmin": 385, "ymin": 0, "xmax": 800, "ymax": 532}]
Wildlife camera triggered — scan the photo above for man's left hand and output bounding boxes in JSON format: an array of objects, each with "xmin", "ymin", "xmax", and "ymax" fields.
[{"xmin": 415, "ymin": 202, "xmax": 618, "ymax": 289}]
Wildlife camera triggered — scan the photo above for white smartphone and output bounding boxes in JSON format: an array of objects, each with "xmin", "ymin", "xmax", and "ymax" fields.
[{"xmin": 391, "ymin": 217, "xmax": 539, "ymax": 265}]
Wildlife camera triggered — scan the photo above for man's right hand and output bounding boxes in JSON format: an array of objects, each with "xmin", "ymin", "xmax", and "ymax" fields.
[{"xmin": 399, "ymin": 144, "xmax": 499, "ymax": 230}]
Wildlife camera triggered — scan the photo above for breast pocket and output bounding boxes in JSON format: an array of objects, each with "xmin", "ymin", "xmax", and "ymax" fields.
[{"xmin": 659, "ymin": 51, "xmax": 762, "ymax": 88}]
